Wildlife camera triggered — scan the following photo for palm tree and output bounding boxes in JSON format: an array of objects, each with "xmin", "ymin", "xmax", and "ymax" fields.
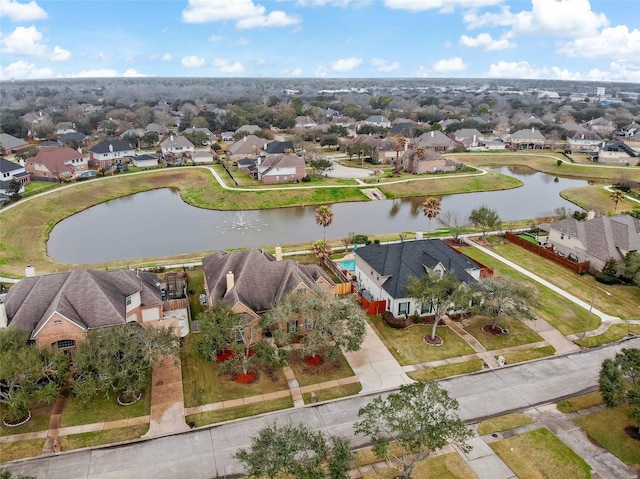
[
  {"xmin": 422, "ymin": 196, "xmax": 442, "ymax": 237},
  {"xmin": 315, "ymin": 205, "xmax": 334, "ymax": 242},
  {"xmin": 610, "ymin": 190, "xmax": 625, "ymax": 213},
  {"xmin": 394, "ymin": 136, "xmax": 407, "ymax": 172}
]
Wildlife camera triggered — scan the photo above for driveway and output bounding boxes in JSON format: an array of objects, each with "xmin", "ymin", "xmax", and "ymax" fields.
[{"xmin": 324, "ymin": 159, "xmax": 375, "ymax": 179}]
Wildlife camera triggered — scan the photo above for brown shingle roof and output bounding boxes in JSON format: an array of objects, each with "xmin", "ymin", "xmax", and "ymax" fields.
[
  {"xmin": 202, "ymin": 249, "xmax": 334, "ymax": 314},
  {"xmin": 28, "ymin": 147, "xmax": 85, "ymax": 174},
  {"xmin": 5, "ymin": 269, "xmax": 162, "ymax": 339}
]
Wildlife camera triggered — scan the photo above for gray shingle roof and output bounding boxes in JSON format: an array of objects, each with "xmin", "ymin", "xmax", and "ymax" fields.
[
  {"xmin": 202, "ymin": 249, "xmax": 334, "ymax": 314},
  {"xmin": 0, "ymin": 158, "xmax": 23, "ymax": 174},
  {"xmin": 90, "ymin": 139, "xmax": 134, "ymax": 154},
  {"xmin": 5, "ymin": 269, "xmax": 163, "ymax": 339},
  {"xmin": 355, "ymin": 239, "xmax": 479, "ymax": 299}
]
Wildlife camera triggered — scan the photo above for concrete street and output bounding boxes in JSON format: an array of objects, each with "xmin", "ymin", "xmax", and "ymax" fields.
[{"xmin": 4, "ymin": 336, "xmax": 639, "ymax": 479}]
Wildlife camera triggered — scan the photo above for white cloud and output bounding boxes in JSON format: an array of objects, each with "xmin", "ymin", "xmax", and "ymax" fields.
[
  {"xmin": 122, "ymin": 69, "xmax": 147, "ymax": 77},
  {"xmin": 1, "ymin": 25, "xmax": 47, "ymax": 56},
  {"xmin": 161, "ymin": 53, "xmax": 172, "ymax": 62},
  {"xmin": 487, "ymin": 61, "xmax": 547, "ymax": 78},
  {"xmin": 432, "ymin": 56, "xmax": 466, "ymax": 73},
  {"xmin": 291, "ymin": 68, "xmax": 303, "ymax": 76},
  {"xmin": 459, "ymin": 33, "xmax": 515, "ymax": 51},
  {"xmin": 330, "ymin": 57, "xmax": 362, "ymax": 72},
  {"xmin": 182, "ymin": 0, "xmax": 301, "ymax": 29},
  {"xmin": 549, "ymin": 66, "xmax": 583, "ymax": 81},
  {"xmin": 209, "ymin": 35, "xmax": 223, "ymax": 42},
  {"xmin": 371, "ymin": 58, "xmax": 400, "ymax": 72},
  {"xmin": 0, "ymin": 0, "xmax": 47, "ymax": 21},
  {"xmin": 0, "ymin": 60, "xmax": 52, "ymax": 80},
  {"xmin": 50, "ymin": 45, "xmax": 70, "ymax": 61},
  {"xmin": 212, "ymin": 58, "xmax": 244, "ymax": 73},
  {"xmin": 97, "ymin": 51, "xmax": 113, "ymax": 62},
  {"xmin": 464, "ymin": 0, "xmax": 609, "ymax": 38},
  {"xmin": 181, "ymin": 55, "xmax": 206, "ymax": 68},
  {"xmin": 557, "ymin": 25, "xmax": 640, "ymax": 62},
  {"xmin": 255, "ymin": 58, "xmax": 266, "ymax": 65},
  {"xmin": 385, "ymin": 0, "xmax": 502, "ymax": 13},
  {"xmin": 71, "ymin": 69, "xmax": 120, "ymax": 78},
  {"xmin": 296, "ymin": 0, "xmax": 360, "ymax": 6},
  {"xmin": 416, "ymin": 66, "xmax": 430, "ymax": 77}
]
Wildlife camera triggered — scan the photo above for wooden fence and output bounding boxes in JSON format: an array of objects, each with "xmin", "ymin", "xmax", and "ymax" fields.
[{"xmin": 504, "ymin": 232, "xmax": 590, "ymax": 274}]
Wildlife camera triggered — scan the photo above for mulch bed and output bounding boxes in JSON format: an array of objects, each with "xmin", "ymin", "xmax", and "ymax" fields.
[
  {"xmin": 625, "ymin": 426, "xmax": 640, "ymax": 441},
  {"xmin": 234, "ymin": 371, "xmax": 257, "ymax": 384},
  {"xmin": 423, "ymin": 334, "xmax": 443, "ymax": 346},
  {"xmin": 304, "ymin": 355, "xmax": 323, "ymax": 366},
  {"xmin": 482, "ymin": 324, "xmax": 506, "ymax": 336},
  {"xmin": 216, "ymin": 348, "xmax": 255, "ymax": 362}
]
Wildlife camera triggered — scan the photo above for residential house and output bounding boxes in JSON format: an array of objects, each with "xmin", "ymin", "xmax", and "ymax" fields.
[
  {"xmin": 221, "ymin": 131, "xmax": 235, "ymax": 142},
  {"xmin": 402, "ymin": 148, "xmax": 458, "ymax": 174},
  {"xmin": 237, "ymin": 157, "xmax": 257, "ymax": 174},
  {"xmin": 0, "ymin": 158, "xmax": 30, "ymax": 196},
  {"xmin": 262, "ymin": 141, "xmax": 294, "ymax": 155},
  {"xmin": 59, "ymin": 131, "xmax": 89, "ymax": 148},
  {"xmin": 295, "ymin": 116, "xmax": 317, "ymax": 129},
  {"xmin": 453, "ymin": 128, "xmax": 484, "ymax": 149},
  {"xmin": 560, "ymin": 121, "xmax": 589, "ymax": 135},
  {"xmin": 413, "ymin": 130, "xmax": 459, "ymax": 152},
  {"xmin": 567, "ymin": 131, "xmax": 602, "ymax": 152},
  {"xmin": 389, "ymin": 122, "xmax": 417, "ymax": 137},
  {"xmin": 26, "ymin": 146, "xmax": 88, "ymax": 180},
  {"xmin": 145, "ymin": 123, "xmax": 170, "ymax": 136},
  {"xmin": 201, "ymin": 248, "xmax": 334, "ymax": 337},
  {"xmin": 236, "ymin": 125, "xmax": 262, "ymax": 135},
  {"xmin": 160, "ymin": 135, "xmax": 195, "ymax": 156},
  {"xmin": 363, "ymin": 115, "xmax": 391, "ymax": 128},
  {"xmin": 618, "ymin": 122, "xmax": 639, "ymax": 139},
  {"xmin": 183, "ymin": 127, "xmax": 216, "ymax": 144},
  {"xmin": 354, "ymin": 239, "xmax": 481, "ymax": 319},
  {"xmin": 373, "ymin": 138, "xmax": 401, "ymax": 165},
  {"xmin": 227, "ymin": 135, "xmax": 269, "ymax": 161},
  {"xmin": 540, "ymin": 214, "xmax": 640, "ymax": 271},
  {"xmin": 131, "ymin": 154, "xmax": 158, "ymax": 168},
  {"xmin": 89, "ymin": 140, "xmax": 136, "ymax": 168},
  {"xmin": 1, "ymin": 269, "xmax": 174, "ymax": 350},
  {"xmin": 192, "ymin": 149, "xmax": 216, "ymax": 164},
  {"xmin": 507, "ymin": 128, "xmax": 546, "ymax": 149},
  {"xmin": 596, "ymin": 141, "xmax": 638, "ymax": 165},
  {"xmin": 587, "ymin": 117, "xmax": 615, "ymax": 136},
  {"xmin": 55, "ymin": 122, "xmax": 75, "ymax": 135},
  {"xmin": 257, "ymin": 153, "xmax": 305, "ymax": 184},
  {"xmin": 0, "ymin": 133, "xmax": 28, "ymax": 154}
]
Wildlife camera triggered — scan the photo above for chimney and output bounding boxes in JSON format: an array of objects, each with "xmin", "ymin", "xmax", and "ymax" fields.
[
  {"xmin": 25, "ymin": 264, "xmax": 36, "ymax": 277},
  {"xmin": 416, "ymin": 231, "xmax": 424, "ymax": 240},
  {"xmin": 430, "ymin": 131, "xmax": 434, "ymax": 138},
  {"xmin": 226, "ymin": 271, "xmax": 235, "ymax": 291},
  {"xmin": 531, "ymin": 127, "xmax": 535, "ymax": 133},
  {"xmin": 109, "ymin": 143, "xmax": 113, "ymax": 152},
  {"xmin": 275, "ymin": 245, "xmax": 282, "ymax": 261},
  {"xmin": 0, "ymin": 302, "xmax": 7, "ymax": 329},
  {"xmin": 170, "ymin": 134, "xmax": 174, "ymax": 142},
  {"xmin": 587, "ymin": 210, "xmax": 595, "ymax": 220}
]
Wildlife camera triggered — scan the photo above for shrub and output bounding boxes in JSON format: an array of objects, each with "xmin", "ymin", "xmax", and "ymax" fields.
[
  {"xmin": 594, "ymin": 271, "xmax": 619, "ymax": 285},
  {"xmin": 301, "ymin": 175, "xmax": 311, "ymax": 182},
  {"xmin": 381, "ymin": 311, "xmax": 410, "ymax": 329},
  {"xmin": 352, "ymin": 234, "xmax": 369, "ymax": 244},
  {"xmin": 556, "ymin": 159, "xmax": 562, "ymax": 166}
]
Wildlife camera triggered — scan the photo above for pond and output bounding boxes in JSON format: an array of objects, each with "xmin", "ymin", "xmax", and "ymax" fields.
[{"xmin": 47, "ymin": 167, "xmax": 593, "ymax": 264}]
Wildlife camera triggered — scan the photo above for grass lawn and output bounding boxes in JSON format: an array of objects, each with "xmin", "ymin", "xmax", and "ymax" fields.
[
  {"xmin": 0, "ymin": 401, "xmax": 56, "ymax": 437},
  {"xmin": 561, "ymin": 185, "xmax": 640, "ymax": 216},
  {"xmin": 556, "ymin": 391, "xmax": 603, "ymax": 414},
  {"xmin": 181, "ymin": 335, "xmax": 288, "ymax": 408},
  {"xmin": 185, "ymin": 267, "xmax": 206, "ymax": 319},
  {"xmin": 287, "ymin": 350, "xmax": 356, "ymax": 387},
  {"xmin": 477, "ymin": 413, "xmax": 536, "ymax": 436},
  {"xmin": 498, "ymin": 346, "xmax": 556, "ymax": 365},
  {"xmin": 460, "ymin": 246, "xmax": 597, "ymax": 335},
  {"xmin": 464, "ymin": 316, "xmax": 544, "ymax": 350},
  {"xmin": 574, "ymin": 323, "xmax": 640, "ymax": 348},
  {"xmin": 490, "ymin": 428, "xmax": 592, "ymax": 479},
  {"xmin": 58, "ymin": 424, "xmax": 149, "ymax": 451},
  {"xmin": 0, "ymin": 438, "xmax": 45, "ymax": 463},
  {"xmin": 574, "ymin": 404, "xmax": 640, "ymax": 468},
  {"xmin": 185, "ymin": 397, "xmax": 293, "ymax": 427},
  {"xmin": 368, "ymin": 316, "xmax": 475, "ymax": 366},
  {"xmin": 489, "ymin": 242, "xmax": 640, "ymax": 320},
  {"xmin": 407, "ymin": 359, "xmax": 484, "ymax": 381},
  {"xmin": 358, "ymin": 452, "xmax": 478, "ymax": 479},
  {"xmin": 302, "ymin": 382, "xmax": 361, "ymax": 404},
  {"xmin": 60, "ymin": 385, "xmax": 151, "ymax": 427}
]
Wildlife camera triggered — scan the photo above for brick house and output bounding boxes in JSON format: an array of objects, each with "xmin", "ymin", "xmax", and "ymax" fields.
[
  {"xmin": 89, "ymin": 140, "xmax": 136, "ymax": 168},
  {"xmin": 26, "ymin": 146, "xmax": 88, "ymax": 180},
  {"xmin": 256, "ymin": 153, "xmax": 305, "ymax": 184},
  {"xmin": 1, "ymin": 269, "xmax": 167, "ymax": 351}
]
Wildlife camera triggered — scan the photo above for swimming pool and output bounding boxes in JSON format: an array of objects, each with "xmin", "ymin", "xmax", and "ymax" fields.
[{"xmin": 337, "ymin": 260, "xmax": 355, "ymax": 271}]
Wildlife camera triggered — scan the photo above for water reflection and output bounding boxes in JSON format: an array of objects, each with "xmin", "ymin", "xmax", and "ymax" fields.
[{"xmin": 47, "ymin": 167, "xmax": 593, "ymax": 264}]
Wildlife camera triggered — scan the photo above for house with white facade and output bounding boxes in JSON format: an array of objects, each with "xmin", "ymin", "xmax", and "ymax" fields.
[
  {"xmin": 89, "ymin": 140, "xmax": 136, "ymax": 168},
  {"xmin": 567, "ymin": 131, "xmax": 602, "ymax": 152},
  {"xmin": 354, "ymin": 239, "xmax": 482, "ymax": 319},
  {"xmin": 0, "ymin": 158, "xmax": 30, "ymax": 196},
  {"xmin": 160, "ymin": 135, "xmax": 195, "ymax": 156},
  {"xmin": 26, "ymin": 147, "xmax": 88, "ymax": 180}
]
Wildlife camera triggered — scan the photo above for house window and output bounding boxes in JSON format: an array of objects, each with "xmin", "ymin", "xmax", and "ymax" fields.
[
  {"xmin": 235, "ymin": 328, "xmax": 244, "ymax": 344},
  {"xmin": 305, "ymin": 320, "xmax": 313, "ymax": 331},
  {"xmin": 560, "ymin": 233, "xmax": 565, "ymax": 239},
  {"xmin": 398, "ymin": 302, "xmax": 410, "ymax": 316},
  {"xmin": 126, "ymin": 297, "xmax": 132, "ymax": 306},
  {"xmin": 287, "ymin": 320, "xmax": 299, "ymax": 333},
  {"xmin": 55, "ymin": 339, "xmax": 75, "ymax": 349},
  {"xmin": 53, "ymin": 319, "xmax": 62, "ymax": 324},
  {"xmin": 421, "ymin": 302, "xmax": 431, "ymax": 314}
]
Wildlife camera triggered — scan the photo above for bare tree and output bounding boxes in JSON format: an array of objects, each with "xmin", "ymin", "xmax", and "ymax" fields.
[{"xmin": 437, "ymin": 210, "xmax": 467, "ymax": 243}]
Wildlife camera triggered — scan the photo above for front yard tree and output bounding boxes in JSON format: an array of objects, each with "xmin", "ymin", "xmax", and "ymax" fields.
[
  {"xmin": 619, "ymin": 252, "xmax": 640, "ymax": 286},
  {"xmin": 599, "ymin": 348, "xmax": 640, "ymax": 428},
  {"xmin": 310, "ymin": 158, "xmax": 333, "ymax": 176},
  {"xmin": 355, "ymin": 381, "xmax": 471, "ymax": 479},
  {"xmin": 405, "ymin": 272, "xmax": 472, "ymax": 344},
  {"xmin": 315, "ymin": 204, "xmax": 334, "ymax": 242},
  {"xmin": 472, "ymin": 276, "xmax": 539, "ymax": 330},
  {"xmin": 263, "ymin": 290, "xmax": 367, "ymax": 362},
  {"xmin": 469, "ymin": 205, "xmax": 501, "ymax": 240},
  {"xmin": 72, "ymin": 323, "xmax": 178, "ymax": 406},
  {"xmin": 235, "ymin": 421, "xmax": 352, "ymax": 479},
  {"xmin": 437, "ymin": 210, "xmax": 467, "ymax": 243},
  {"xmin": 5, "ymin": 181, "xmax": 21, "ymax": 200},
  {"xmin": 195, "ymin": 303, "xmax": 284, "ymax": 378},
  {"xmin": 0, "ymin": 329, "xmax": 70, "ymax": 424}
]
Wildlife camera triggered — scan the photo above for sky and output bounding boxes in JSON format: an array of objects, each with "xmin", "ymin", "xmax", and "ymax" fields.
[{"xmin": 0, "ymin": 0, "xmax": 639, "ymax": 82}]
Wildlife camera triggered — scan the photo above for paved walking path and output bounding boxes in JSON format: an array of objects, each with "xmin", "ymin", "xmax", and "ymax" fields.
[{"xmin": 444, "ymin": 317, "xmax": 500, "ymax": 368}]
